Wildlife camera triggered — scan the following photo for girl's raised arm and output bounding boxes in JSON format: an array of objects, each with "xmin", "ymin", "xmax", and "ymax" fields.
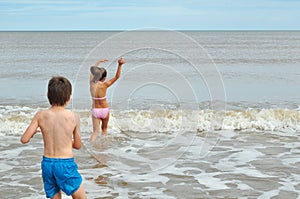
[
  {"xmin": 94, "ymin": 59, "xmax": 108, "ymax": 67},
  {"xmin": 105, "ymin": 58, "xmax": 125, "ymax": 87}
]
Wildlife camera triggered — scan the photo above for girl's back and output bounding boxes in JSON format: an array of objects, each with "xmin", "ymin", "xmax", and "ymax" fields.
[{"xmin": 90, "ymin": 81, "xmax": 109, "ymax": 108}]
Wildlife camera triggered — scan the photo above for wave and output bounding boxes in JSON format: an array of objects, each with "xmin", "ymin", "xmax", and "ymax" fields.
[{"xmin": 1, "ymin": 105, "xmax": 300, "ymax": 136}]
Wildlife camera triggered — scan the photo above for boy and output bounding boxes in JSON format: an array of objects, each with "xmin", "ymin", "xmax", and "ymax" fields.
[{"xmin": 21, "ymin": 76, "xmax": 86, "ymax": 199}]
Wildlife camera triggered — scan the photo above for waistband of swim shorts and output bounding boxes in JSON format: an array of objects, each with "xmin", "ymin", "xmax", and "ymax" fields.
[{"xmin": 42, "ymin": 156, "xmax": 74, "ymax": 162}]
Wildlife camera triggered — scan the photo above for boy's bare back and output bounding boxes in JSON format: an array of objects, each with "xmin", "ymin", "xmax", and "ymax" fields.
[{"xmin": 21, "ymin": 106, "xmax": 82, "ymax": 158}]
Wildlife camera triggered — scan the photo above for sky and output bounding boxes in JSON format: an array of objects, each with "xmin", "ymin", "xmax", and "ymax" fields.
[{"xmin": 0, "ymin": 0, "xmax": 299, "ymax": 31}]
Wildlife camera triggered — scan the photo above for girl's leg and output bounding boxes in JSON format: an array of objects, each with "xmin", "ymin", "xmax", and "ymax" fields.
[
  {"xmin": 101, "ymin": 112, "xmax": 110, "ymax": 136},
  {"xmin": 91, "ymin": 116, "xmax": 101, "ymax": 142}
]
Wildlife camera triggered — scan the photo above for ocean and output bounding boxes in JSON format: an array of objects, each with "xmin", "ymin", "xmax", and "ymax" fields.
[{"xmin": 0, "ymin": 31, "xmax": 300, "ymax": 198}]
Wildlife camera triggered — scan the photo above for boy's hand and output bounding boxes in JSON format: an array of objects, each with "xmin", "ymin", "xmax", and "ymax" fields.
[{"xmin": 118, "ymin": 58, "xmax": 125, "ymax": 65}]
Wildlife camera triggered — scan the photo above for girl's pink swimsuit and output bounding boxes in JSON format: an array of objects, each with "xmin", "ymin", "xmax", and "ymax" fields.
[{"xmin": 92, "ymin": 96, "xmax": 109, "ymax": 119}]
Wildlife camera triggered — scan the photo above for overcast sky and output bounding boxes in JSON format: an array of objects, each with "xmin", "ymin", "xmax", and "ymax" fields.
[{"xmin": 0, "ymin": 0, "xmax": 299, "ymax": 30}]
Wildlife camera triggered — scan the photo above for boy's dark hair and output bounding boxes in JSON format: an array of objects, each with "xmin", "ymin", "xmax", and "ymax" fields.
[
  {"xmin": 90, "ymin": 66, "xmax": 107, "ymax": 83},
  {"xmin": 47, "ymin": 76, "xmax": 72, "ymax": 106}
]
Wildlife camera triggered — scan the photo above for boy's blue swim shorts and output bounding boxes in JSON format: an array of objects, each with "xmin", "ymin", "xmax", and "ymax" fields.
[{"xmin": 41, "ymin": 156, "xmax": 82, "ymax": 198}]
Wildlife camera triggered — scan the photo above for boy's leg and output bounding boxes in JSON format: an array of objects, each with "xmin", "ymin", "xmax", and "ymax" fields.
[
  {"xmin": 71, "ymin": 183, "xmax": 86, "ymax": 199},
  {"xmin": 101, "ymin": 113, "xmax": 110, "ymax": 136},
  {"xmin": 91, "ymin": 116, "xmax": 100, "ymax": 141},
  {"xmin": 52, "ymin": 191, "xmax": 62, "ymax": 199}
]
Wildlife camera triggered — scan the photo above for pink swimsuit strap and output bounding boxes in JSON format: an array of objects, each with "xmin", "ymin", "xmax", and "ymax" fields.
[{"xmin": 93, "ymin": 96, "xmax": 106, "ymax": 100}]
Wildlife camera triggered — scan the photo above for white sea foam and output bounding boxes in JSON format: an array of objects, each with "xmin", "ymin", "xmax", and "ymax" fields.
[
  {"xmin": 1, "ymin": 105, "xmax": 300, "ymax": 136},
  {"xmin": 195, "ymin": 172, "xmax": 229, "ymax": 190}
]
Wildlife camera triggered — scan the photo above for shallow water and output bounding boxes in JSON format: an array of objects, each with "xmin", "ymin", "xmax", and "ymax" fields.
[
  {"xmin": 1, "ymin": 129, "xmax": 300, "ymax": 198},
  {"xmin": 1, "ymin": 31, "xmax": 300, "ymax": 198}
]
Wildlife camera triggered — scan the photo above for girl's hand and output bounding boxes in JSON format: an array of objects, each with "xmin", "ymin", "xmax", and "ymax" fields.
[
  {"xmin": 94, "ymin": 59, "xmax": 108, "ymax": 67},
  {"xmin": 118, "ymin": 58, "xmax": 125, "ymax": 65},
  {"xmin": 99, "ymin": 59, "xmax": 108, "ymax": 63}
]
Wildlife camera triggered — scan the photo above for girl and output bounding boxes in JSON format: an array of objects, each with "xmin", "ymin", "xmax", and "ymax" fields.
[{"xmin": 90, "ymin": 58, "xmax": 125, "ymax": 141}]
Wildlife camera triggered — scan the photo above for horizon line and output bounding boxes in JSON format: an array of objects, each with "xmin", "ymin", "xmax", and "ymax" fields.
[{"xmin": 0, "ymin": 29, "xmax": 300, "ymax": 32}]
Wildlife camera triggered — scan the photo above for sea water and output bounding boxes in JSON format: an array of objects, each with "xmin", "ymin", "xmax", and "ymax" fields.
[{"xmin": 0, "ymin": 31, "xmax": 300, "ymax": 198}]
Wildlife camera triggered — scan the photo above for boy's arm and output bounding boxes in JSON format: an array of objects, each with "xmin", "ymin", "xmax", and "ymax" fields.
[
  {"xmin": 72, "ymin": 113, "xmax": 82, "ymax": 150},
  {"xmin": 21, "ymin": 112, "xmax": 40, "ymax": 144},
  {"xmin": 105, "ymin": 58, "xmax": 125, "ymax": 87}
]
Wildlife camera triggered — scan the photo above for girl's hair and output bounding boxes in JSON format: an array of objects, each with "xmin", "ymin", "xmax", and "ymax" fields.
[
  {"xmin": 90, "ymin": 66, "xmax": 107, "ymax": 83},
  {"xmin": 47, "ymin": 76, "xmax": 72, "ymax": 106}
]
